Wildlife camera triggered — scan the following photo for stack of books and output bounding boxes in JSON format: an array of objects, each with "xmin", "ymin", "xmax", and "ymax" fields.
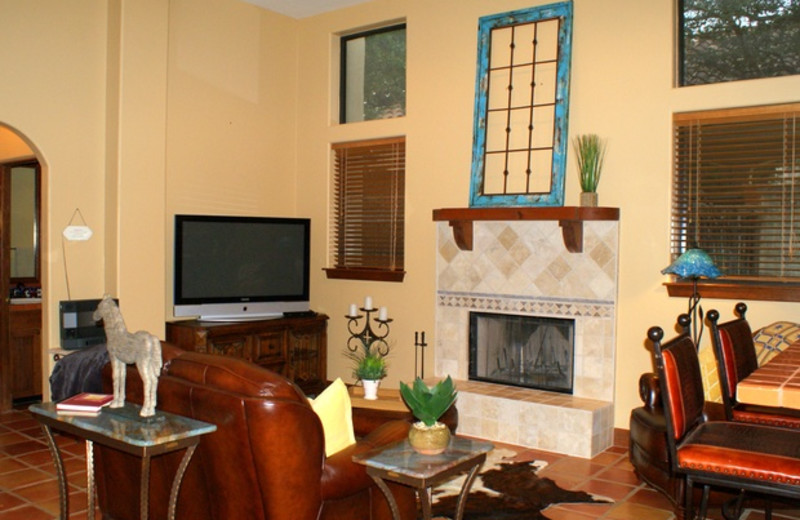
[{"xmin": 56, "ymin": 392, "xmax": 113, "ymax": 416}]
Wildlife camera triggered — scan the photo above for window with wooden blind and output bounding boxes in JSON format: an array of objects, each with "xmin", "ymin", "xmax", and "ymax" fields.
[
  {"xmin": 668, "ymin": 103, "xmax": 800, "ymax": 302},
  {"xmin": 325, "ymin": 137, "xmax": 405, "ymax": 282}
]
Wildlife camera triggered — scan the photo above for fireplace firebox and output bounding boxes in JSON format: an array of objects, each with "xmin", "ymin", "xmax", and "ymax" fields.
[{"xmin": 469, "ymin": 312, "xmax": 575, "ymax": 393}]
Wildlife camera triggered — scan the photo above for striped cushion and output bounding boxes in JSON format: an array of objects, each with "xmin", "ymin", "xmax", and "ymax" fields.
[
  {"xmin": 701, "ymin": 321, "xmax": 800, "ymax": 404},
  {"xmin": 752, "ymin": 322, "xmax": 800, "ymax": 365}
]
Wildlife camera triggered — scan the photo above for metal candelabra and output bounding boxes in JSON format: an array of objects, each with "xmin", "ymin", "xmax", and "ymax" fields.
[{"xmin": 346, "ymin": 306, "xmax": 392, "ymax": 356}]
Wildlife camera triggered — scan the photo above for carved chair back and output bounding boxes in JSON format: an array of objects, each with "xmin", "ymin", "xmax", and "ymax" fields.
[
  {"xmin": 650, "ymin": 313, "xmax": 800, "ymax": 519},
  {"xmin": 707, "ymin": 303, "xmax": 757, "ymax": 419},
  {"xmin": 648, "ymin": 314, "xmax": 703, "ymax": 467}
]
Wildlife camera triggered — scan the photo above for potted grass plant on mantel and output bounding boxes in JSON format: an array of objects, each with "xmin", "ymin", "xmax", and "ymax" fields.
[
  {"xmin": 348, "ymin": 347, "xmax": 388, "ymax": 400},
  {"xmin": 573, "ymin": 134, "xmax": 607, "ymax": 207},
  {"xmin": 399, "ymin": 376, "xmax": 458, "ymax": 455}
]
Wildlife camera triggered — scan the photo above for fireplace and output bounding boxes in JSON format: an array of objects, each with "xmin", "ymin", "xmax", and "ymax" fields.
[
  {"xmin": 469, "ymin": 312, "xmax": 574, "ymax": 393},
  {"xmin": 434, "ymin": 215, "xmax": 619, "ymax": 458}
]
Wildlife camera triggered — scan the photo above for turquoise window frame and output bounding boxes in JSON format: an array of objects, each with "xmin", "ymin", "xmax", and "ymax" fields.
[{"xmin": 469, "ymin": 2, "xmax": 573, "ymax": 208}]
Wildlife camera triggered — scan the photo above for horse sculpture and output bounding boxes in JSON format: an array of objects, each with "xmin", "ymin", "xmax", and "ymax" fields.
[{"xmin": 93, "ymin": 295, "xmax": 162, "ymax": 417}]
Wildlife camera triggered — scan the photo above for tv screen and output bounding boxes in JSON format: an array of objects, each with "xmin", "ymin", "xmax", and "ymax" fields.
[{"xmin": 174, "ymin": 214, "xmax": 310, "ymax": 321}]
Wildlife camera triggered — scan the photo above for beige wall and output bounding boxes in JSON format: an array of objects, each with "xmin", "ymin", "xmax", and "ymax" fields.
[
  {"xmin": 0, "ymin": 0, "xmax": 798, "ymax": 428},
  {"xmin": 107, "ymin": 0, "xmax": 169, "ymax": 337},
  {"xmin": 296, "ymin": 0, "xmax": 800, "ymax": 428},
  {"xmin": 0, "ymin": 1, "xmax": 109, "ymax": 395},
  {"xmin": 0, "ymin": 0, "xmax": 299, "ymax": 397},
  {"xmin": 164, "ymin": 0, "xmax": 300, "ymax": 311}
]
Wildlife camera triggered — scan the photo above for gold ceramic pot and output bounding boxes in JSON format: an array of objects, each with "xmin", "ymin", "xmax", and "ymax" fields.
[{"xmin": 408, "ymin": 421, "xmax": 450, "ymax": 455}]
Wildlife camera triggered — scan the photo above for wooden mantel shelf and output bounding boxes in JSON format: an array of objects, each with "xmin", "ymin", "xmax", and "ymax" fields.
[{"xmin": 432, "ymin": 206, "xmax": 620, "ymax": 253}]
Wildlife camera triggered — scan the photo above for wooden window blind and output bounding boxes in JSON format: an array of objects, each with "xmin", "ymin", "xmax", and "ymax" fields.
[
  {"xmin": 671, "ymin": 103, "xmax": 800, "ymax": 287},
  {"xmin": 326, "ymin": 137, "xmax": 405, "ymax": 282}
]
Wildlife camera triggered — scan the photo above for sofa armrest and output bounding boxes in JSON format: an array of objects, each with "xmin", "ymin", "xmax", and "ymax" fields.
[
  {"xmin": 352, "ymin": 403, "xmax": 459, "ymax": 438},
  {"xmin": 357, "ymin": 418, "xmax": 411, "ymax": 450},
  {"xmin": 320, "ymin": 420, "xmax": 410, "ymax": 501}
]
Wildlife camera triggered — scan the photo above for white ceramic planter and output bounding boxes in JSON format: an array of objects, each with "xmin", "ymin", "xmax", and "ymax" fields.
[{"xmin": 362, "ymin": 379, "xmax": 381, "ymax": 400}]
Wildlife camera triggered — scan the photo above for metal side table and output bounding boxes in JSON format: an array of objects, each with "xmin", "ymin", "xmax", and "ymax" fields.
[
  {"xmin": 29, "ymin": 402, "xmax": 216, "ymax": 520},
  {"xmin": 353, "ymin": 436, "xmax": 493, "ymax": 520}
]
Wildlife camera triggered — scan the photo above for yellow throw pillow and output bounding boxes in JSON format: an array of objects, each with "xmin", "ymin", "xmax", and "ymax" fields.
[{"xmin": 309, "ymin": 378, "xmax": 356, "ymax": 456}]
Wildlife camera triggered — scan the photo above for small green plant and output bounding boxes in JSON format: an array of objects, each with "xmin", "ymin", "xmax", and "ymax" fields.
[
  {"xmin": 354, "ymin": 351, "xmax": 387, "ymax": 380},
  {"xmin": 399, "ymin": 376, "xmax": 457, "ymax": 427},
  {"xmin": 573, "ymin": 134, "xmax": 607, "ymax": 193},
  {"xmin": 346, "ymin": 345, "xmax": 388, "ymax": 381}
]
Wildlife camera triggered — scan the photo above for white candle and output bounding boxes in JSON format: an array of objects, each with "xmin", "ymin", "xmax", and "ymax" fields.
[
  {"xmin": 378, "ymin": 306, "xmax": 388, "ymax": 321},
  {"xmin": 348, "ymin": 303, "xmax": 357, "ymax": 317},
  {"xmin": 364, "ymin": 296, "xmax": 373, "ymax": 310}
]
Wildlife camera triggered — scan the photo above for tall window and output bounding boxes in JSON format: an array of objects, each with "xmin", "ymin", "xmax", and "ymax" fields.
[
  {"xmin": 670, "ymin": 103, "xmax": 800, "ymax": 296},
  {"xmin": 326, "ymin": 137, "xmax": 405, "ymax": 282},
  {"xmin": 340, "ymin": 24, "xmax": 406, "ymax": 123},
  {"xmin": 678, "ymin": 0, "xmax": 799, "ymax": 86}
]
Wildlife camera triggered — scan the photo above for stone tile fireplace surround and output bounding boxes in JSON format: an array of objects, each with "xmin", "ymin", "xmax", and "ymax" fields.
[{"xmin": 433, "ymin": 208, "xmax": 619, "ymax": 458}]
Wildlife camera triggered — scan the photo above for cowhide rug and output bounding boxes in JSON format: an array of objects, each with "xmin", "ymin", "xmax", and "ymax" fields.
[{"xmin": 426, "ymin": 449, "xmax": 611, "ymax": 520}]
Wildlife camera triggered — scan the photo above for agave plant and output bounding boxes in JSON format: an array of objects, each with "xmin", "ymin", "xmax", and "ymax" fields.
[
  {"xmin": 399, "ymin": 376, "xmax": 457, "ymax": 427},
  {"xmin": 573, "ymin": 134, "xmax": 607, "ymax": 193}
]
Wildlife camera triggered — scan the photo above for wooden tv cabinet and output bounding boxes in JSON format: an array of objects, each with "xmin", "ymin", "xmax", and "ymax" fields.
[{"xmin": 166, "ymin": 314, "xmax": 328, "ymax": 395}]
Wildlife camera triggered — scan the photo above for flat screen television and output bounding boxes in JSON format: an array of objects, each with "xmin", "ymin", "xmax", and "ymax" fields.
[{"xmin": 174, "ymin": 214, "xmax": 310, "ymax": 321}]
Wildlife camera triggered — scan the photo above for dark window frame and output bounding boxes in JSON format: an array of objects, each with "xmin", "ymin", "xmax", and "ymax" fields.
[{"xmin": 339, "ymin": 23, "xmax": 407, "ymax": 124}]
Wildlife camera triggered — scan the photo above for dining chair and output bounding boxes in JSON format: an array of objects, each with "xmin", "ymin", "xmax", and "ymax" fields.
[
  {"xmin": 649, "ymin": 314, "xmax": 800, "ymax": 520},
  {"xmin": 707, "ymin": 303, "xmax": 800, "ymax": 428}
]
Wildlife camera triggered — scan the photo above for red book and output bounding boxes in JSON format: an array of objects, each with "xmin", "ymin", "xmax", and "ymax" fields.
[{"xmin": 56, "ymin": 392, "xmax": 113, "ymax": 413}]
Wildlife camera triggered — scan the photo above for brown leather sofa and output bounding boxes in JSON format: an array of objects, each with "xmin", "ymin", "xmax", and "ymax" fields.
[
  {"xmin": 94, "ymin": 343, "xmax": 417, "ymax": 520},
  {"xmin": 629, "ymin": 372, "xmax": 727, "ymax": 520}
]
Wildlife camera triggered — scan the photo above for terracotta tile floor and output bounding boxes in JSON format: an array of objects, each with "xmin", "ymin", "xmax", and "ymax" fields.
[
  {"xmin": 0, "ymin": 409, "xmax": 97, "ymax": 520},
  {"xmin": 1, "ymin": 408, "xmax": 799, "ymax": 520}
]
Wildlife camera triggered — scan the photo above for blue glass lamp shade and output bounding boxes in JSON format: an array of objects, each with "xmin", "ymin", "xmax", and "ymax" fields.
[{"xmin": 661, "ymin": 249, "xmax": 722, "ymax": 279}]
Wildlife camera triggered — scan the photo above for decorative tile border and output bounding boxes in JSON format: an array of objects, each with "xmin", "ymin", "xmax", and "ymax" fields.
[{"xmin": 437, "ymin": 291, "xmax": 614, "ymax": 319}]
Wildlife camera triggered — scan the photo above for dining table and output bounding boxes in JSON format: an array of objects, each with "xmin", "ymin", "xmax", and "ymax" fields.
[{"xmin": 736, "ymin": 340, "xmax": 800, "ymax": 409}]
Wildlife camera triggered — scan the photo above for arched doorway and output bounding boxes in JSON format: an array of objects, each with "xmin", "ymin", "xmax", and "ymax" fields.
[{"xmin": 0, "ymin": 124, "xmax": 46, "ymax": 412}]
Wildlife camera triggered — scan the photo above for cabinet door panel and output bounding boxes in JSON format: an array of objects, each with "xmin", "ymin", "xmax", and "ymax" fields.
[
  {"xmin": 287, "ymin": 325, "xmax": 326, "ymax": 390},
  {"xmin": 166, "ymin": 315, "xmax": 328, "ymax": 395},
  {"xmin": 9, "ymin": 310, "xmax": 42, "ymax": 399},
  {"xmin": 206, "ymin": 335, "xmax": 250, "ymax": 360},
  {"xmin": 253, "ymin": 331, "xmax": 286, "ymax": 370}
]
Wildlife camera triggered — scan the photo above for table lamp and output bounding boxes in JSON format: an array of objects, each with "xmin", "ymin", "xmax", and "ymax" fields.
[{"xmin": 661, "ymin": 248, "xmax": 722, "ymax": 346}]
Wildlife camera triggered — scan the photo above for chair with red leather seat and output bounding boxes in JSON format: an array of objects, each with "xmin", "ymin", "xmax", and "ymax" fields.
[
  {"xmin": 650, "ymin": 314, "xmax": 800, "ymax": 519},
  {"xmin": 708, "ymin": 303, "xmax": 800, "ymax": 428}
]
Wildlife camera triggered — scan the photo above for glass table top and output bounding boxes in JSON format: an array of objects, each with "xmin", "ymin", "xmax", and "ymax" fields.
[
  {"xmin": 29, "ymin": 402, "xmax": 217, "ymax": 448},
  {"xmin": 353, "ymin": 436, "xmax": 494, "ymax": 480}
]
